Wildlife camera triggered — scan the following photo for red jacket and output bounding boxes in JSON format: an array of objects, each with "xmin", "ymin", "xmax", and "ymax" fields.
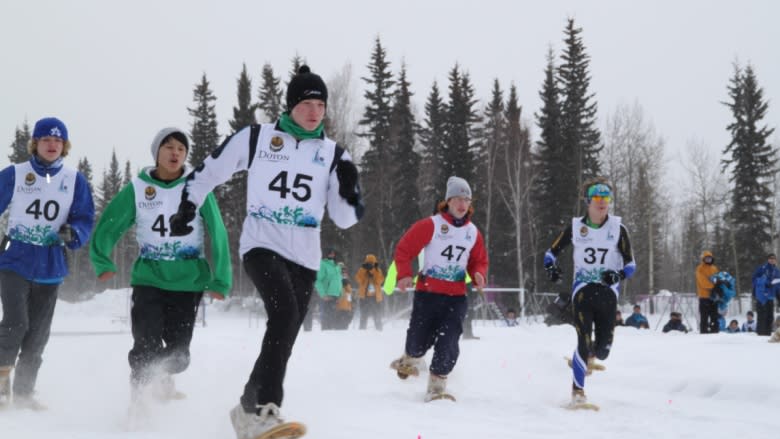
[{"xmin": 394, "ymin": 212, "xmax": 488, "ymax": 296}]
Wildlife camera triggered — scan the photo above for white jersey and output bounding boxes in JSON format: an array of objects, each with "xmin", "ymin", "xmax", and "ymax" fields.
[
  {"xmin": 420, "ymin": 214, "xmax": 478, "ymax": 282},
  {"xmin": 7, "ymin": 162, "xmax": 76, "ymax": 246},
  {"xmin": 132, "ymin": 172, "xmax": 204, "ymax": 261},
  {"xmin": 183, "ymin": 123, "xmax": 360, "ymax": 270},
  {"xmin": 571, "ymin": 215, "xmax": 624, "ymax": 297}
]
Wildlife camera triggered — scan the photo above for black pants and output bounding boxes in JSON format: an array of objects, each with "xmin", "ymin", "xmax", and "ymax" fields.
[
  {"xmin": 699, "ymin": 298, "xmax": 719, "ymax": 334},
  {"xmin": 319, "ymin": 297, "xmax": 337, "ymax": 330},
  {"xmin": 241, "ymin": 248, "xmax": 316, "ymax": 411},
  {"xmin": 405, "ymin": 291, "xmax": 468, "ymax": 376},
  {"xmin": 359, "ymin": 298, "xmax": 383, "ymax": 330},
  {"xmin": 302, "ymin": 294, "xmax": 318, "ymax": 332},
  {"xmin": 128, "ymin": 286, "xmax": 202, "ymax": 386},
  {"xmin": 756, "ymin": 300, "xmax": 775, "ymax": 336},
  {"xmin": 571, "ymin": 284, "xmax": 616, "ymax": 389},
  {"xmin": 0, "ymin": 270, "xmax": 58, "ymax": 397}
]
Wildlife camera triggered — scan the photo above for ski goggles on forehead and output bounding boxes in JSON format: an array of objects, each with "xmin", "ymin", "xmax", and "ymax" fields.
[{"xmin": 587, "ymin": 184, "xmax": 612, "ymax": 202}]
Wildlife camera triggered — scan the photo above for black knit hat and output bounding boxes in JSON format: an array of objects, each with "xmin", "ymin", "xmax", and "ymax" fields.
[{"xmin": 286, "ymin": 65, "xmax": 328, "ymax": 111}]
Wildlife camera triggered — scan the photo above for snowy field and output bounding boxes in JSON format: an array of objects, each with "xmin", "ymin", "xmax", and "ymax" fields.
[{"xmin": 2, "ymin": 289, "xmax": 779, "ymax": 439}]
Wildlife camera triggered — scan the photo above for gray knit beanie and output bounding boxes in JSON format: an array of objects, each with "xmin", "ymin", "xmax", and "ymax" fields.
[
  {"xmin": 151, "ymin": 127, "xmax": 189, "ymax": 163},
  {"xmin": 445, "ymin": 176, "xmax": 472, "ymax": 200}
]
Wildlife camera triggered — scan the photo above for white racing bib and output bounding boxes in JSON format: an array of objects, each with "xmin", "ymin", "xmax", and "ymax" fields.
[
  {"xmin": 7, "ymin": 162, "xmax": 76, "ymax": 246},
  {"xmin": 571, "ymin": 215, "xmax": 623, "ymax": 295},
  {"xmin": 420, "ymin": 214, "xmax": 477, "ymax": 282},
  {"xmin": 133, "ymin": 176, "xmax": 204, "ymax": 261}
]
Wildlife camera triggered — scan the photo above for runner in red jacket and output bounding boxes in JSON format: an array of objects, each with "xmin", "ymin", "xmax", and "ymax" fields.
[{"xmin": 390, "ymin": 176, "xmax": 488, "ymax": 402}]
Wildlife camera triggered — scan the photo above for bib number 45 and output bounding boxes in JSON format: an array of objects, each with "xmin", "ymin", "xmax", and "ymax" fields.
[{"xmin": 269, "ymin": 171, "xmax": 313, "ymax": 202}]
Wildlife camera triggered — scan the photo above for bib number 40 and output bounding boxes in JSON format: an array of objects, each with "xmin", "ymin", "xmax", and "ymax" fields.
[{"xmin": 26, "ymin": 199, "xmax": 60, "ymax": 221}]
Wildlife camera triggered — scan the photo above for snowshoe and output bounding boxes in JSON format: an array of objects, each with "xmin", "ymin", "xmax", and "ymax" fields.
[
  {"xmin": 564, "ymin": 388, "xmax": 599, "ymax": 411},
  {"xmin": 230, "ymin": 403, "xmax": 306, "ymax": 439},
  {"xmin": 390, "ymin": 354, "xmax": 421, "ymax": 380}
]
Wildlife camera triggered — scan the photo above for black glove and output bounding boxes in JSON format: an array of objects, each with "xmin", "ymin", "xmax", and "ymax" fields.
[
  {"xmin": 545, "ymin": 264, "xmax": 562, "ymax": 283},
  {"xmin": 601, "ymin": 269, "xmax": 622, "ymax": 285},
  {"xmin": 169, "ymin": 200, "xmax": 197, "ymax": 236},
  {"xmin": 335, "ymin": 159, "xmax": 360, "ymax": 206},
  {"xmin": 58, "ymin": 224, "xmax": 74, "ymax": 245}
]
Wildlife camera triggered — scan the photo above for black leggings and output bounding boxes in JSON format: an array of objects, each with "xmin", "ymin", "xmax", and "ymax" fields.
[
  {"xmin": 571, "ymin": 284, "xmax": 616, "ymax": 389},
  {"xmin": 240, "ymin": 248, "xmax": 316, "ymax": 411}
]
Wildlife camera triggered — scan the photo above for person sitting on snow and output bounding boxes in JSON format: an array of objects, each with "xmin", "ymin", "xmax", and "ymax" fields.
[
  {"xmin": 662, "ymin": 312, "xmax": 688, "ymax": 333},
  {"xmin": 625, "ymin": 304, "xmax": 649, "ymax": 329}
]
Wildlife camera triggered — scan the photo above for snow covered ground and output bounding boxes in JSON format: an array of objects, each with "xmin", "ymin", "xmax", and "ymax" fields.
[{"xmin": 2, "ymin": 289, "xmax": 779, "ymax": 439}]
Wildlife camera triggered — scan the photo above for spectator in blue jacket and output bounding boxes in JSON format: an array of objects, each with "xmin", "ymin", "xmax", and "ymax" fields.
[
  {"xmin": 662, "ymin": 312, "xmax": 688, "ymax": 333},
  {"xmin": 725, "ymin": 319, "xmax": 741, "ymax": 333},
  {"xmin": 624, "ymin": 304, "xmax": 649, "ymax": 329},
  {"xmin": 752, "ymin": 253, "xmax": 780, "ymax": 336},
  {"xmin": 741, "ymin": 311, "xmax": 757, "ymax": 332},
  {"xmin": 0, "ymin": 117, "xmax": 95, "ymax": 410}
]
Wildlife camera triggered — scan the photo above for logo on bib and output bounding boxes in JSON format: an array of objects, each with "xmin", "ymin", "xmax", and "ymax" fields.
[
  {"xmin": 145, "ymin": 186, "xmax": 157, "ymax": 200},
  {"xmin": 440, "ymin": 224, "xmax": 449, "ymax": 234},
  {"xmin": 579, "ymin": 226, "xmax": 589, "ymax": 237},
  {"xmin": 270, "ymin": 136, "xmax": 285, "ymax": 152},
  {"xmin": 25, "ymin": 172, "xmax": 36, "ymax": 186},
  {"xmin": 312, "ymin": 148, "xmax": 326, "ymax": 166}
]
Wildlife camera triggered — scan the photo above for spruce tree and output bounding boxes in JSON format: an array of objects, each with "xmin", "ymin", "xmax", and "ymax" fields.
[
  {"xmin": 188, "ymin": 73, "xmax": 220, "ymax": 167},
  {"xmin": 97, "ymin": 150, "xmax": 123, "ymax": 214},
  {"xmin": 499, "ymin": 85, "xmax": 534, "ymax": 298},
  {"xmin": 533, "ymin": 48, "xmax": 568, "ymax": 286},
  {"xmin": 257, "ymin": 62, "xmax": 283, "ymax": 122},
  {"xmin": 558, "ymin": 18, "xmax": 602, "ymax": 216},
  {"xmin": 288, "ymin": 55, "xmax": 305, "ymax": 85},
  {"xmin": 418, "ymin": 81, "xmax": 448, "ymax": 213},
  {"xmin": 444, "ymin": 64, "xmax": 481, "ymax": 186},
  {"xmin": 230, "ymin": 63, "xmax": 257, "ymax": 132},
  {"xmin": 8, "ymin": 121, "xmax": 31, "ymax": 163},
  {"xmin": 722, "ymin": 63, "xmax": 776, "ymax": 291},
  {"xmin": 358, "ymin": 36, "xmax": 395, "ymax": 263},
  {"xmin": 478, "ymin": 79, "xmax": 507, "ymax": 266},
  {"xmin": 77, "ymin": 157, "xmax": 94, "ymax": 193},
  {"xmin": 387, "ymin": 63, "xmax": 421, "ymax": 243}
]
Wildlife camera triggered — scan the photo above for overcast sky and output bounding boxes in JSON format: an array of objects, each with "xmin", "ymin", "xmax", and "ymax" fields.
[{"xmin": 1, "ymin": 0, "xmax": 777, "ymax": 186}]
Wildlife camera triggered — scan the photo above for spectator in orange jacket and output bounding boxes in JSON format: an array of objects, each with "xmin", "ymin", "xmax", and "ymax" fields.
[
  {"xmin": 333, "ymin": 262, "xmax": 354, "ymax": 330},
  {"xmin": 355, "ymin": 254, "xmax": 385, "ymax": 330},
  {"xmin": 695, "ymin": 250, "xmax": 719, "ymax": 334}
]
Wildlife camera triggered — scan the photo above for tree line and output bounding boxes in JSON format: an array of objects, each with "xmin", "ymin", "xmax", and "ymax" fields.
[{"xmin": 6, "ymin": 19, "xmax": 776, "ymax": 304}]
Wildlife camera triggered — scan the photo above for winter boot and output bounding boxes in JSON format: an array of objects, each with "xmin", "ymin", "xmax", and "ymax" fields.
[
  {"xmin": 0, "ymin": 366, "xmax": 11, "ymax": 408},
  {"xmin": 153, "ymin": 374, "xmax": 186, "ymax": 401},
  {"xmin": 424, "ymin": 373, "xmax": 455, "ymax": 402},
  {"xmin": 565, "ymin": 386, "xmax": 599, "ymax": 410},
  {"xmin": 571, "ymin": 387, "xmax": 587, "ymax": 405},
  {"xmin": 390, "ymin": 354, "xmax": 422, "ymax": 379},
  {"xmin": 229, "ymin": 403, "xmax": 306, "ymax": 439},
  {"xmin": 13, "ymin": 393, "xmax": 47, "ymax": 411}
]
